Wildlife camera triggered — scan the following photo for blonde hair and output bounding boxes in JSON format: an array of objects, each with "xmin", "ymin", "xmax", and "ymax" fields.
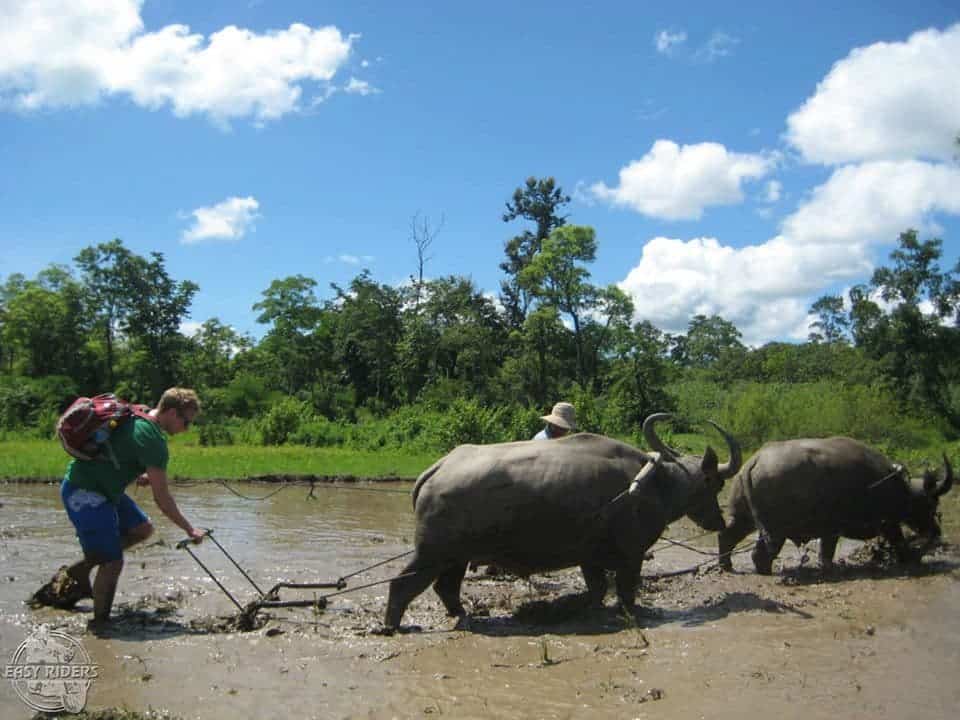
[{"xmin": 157, "ymin": 387, "xmax": 201, "ymax": 415}]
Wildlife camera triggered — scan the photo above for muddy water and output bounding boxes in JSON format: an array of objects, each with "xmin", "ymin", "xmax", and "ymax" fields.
[{"xmin": 1, "ymin": 481, "xmax": 959, "ymax": 719}]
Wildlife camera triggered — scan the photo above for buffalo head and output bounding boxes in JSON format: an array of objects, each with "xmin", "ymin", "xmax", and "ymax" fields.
[
  {"xmin": 642, "ymin": 413, "xmax": 742, "ymax": 532},
  {"xmin": 900, "ymin": 454, "xmax": 954, "ymax": 540}
]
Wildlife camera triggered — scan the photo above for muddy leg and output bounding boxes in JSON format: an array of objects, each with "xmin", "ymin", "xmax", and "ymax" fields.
[
  {"xmin": 65, "ymin": 558, "xmax": 96, "ymax": 598},
  {"xmin": 580, "ymin": 564, "xmax": 608, "ymax": 608},
  {"xmin": 384, "ymin": 553, "xmax": 441, "ymax": 630},
  {"xmin": 122, "ymin": 521, "xmax": 153, "ymax": 550},
  {"xmin": 433, "ymin": 562, "xmax": 468, "ymax": 618},
  {"xmin": 65, "ymin": 524, "xmax": 152, "ymax": 603},
  {"xmin": 614, "ymin": 567, "xmax": 639, "ymax": 614},
  {"xmin": 718, "ymin": 515, "xmax": 755, "ymax": 572},
  {"xmin": 819, "ymin": 535, "xmax": 839, "ymax": 570},
  {"xmin": 92, "ymin": 559, "xmax": 123, "ymax": 621},
  {"xmin": 881, "ymin": 524, "xmax": 918, "ymax": 563},
  {"xmin": 752, "ymin": 534, "xmax": 785, "ymax": 575}
]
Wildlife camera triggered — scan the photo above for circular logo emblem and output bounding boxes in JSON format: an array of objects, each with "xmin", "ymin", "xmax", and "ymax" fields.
[{"xmin": 4, "ymin": 625, "xmax": 98, "ymax": 713}]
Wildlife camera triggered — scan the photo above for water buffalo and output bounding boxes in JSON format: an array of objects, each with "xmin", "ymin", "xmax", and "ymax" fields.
[
  {"xmin": 717, "ymin": 437, "xmax": 954, "ymax": 574},
  {"xmin": 383, "ymin": 414, "xmax": 742, "ymax": 631}
]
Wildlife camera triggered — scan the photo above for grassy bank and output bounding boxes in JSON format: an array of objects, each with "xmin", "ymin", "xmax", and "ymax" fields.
[{"xmin": 0, "ymin": 439, "xmax": 436, "ymax": 480}]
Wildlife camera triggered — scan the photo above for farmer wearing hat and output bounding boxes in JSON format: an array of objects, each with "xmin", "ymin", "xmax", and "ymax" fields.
[{"xmin": 533, "ymin": 401, "xmax": 577, "ymax": 440}]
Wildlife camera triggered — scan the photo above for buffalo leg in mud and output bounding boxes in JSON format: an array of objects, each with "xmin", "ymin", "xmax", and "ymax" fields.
[
  {"xmin": 718, "ymin": 514, "xmax": 756, "ymax": 571},
  {"xmin": 881, "ymin": 523, "xmax": 919, "ymax": 563},
  {"xmin": 384, "ymin": 553, "xmax": 442, "ymax": 629},
  {"xmin": 614, "ymin": 565, "xmax": 640, "ymax": 614},
  {"xmin": 580, "ymin": 564, "xmax": 608, "ymax": 607},
  {"xmin": 433, "ymin": 562, "xmax": 468, "ymax": 618},
  {"xmin": 752, "ymin": 534, "xmax": 785, "ymax": 574},
  {"xmin": 819, "ymin": 535, "xmax": 840, "ymax": 569}
]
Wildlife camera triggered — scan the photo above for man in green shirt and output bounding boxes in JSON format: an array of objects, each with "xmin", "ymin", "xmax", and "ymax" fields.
[{"xmin": 60, "ymin": 387, "xmax": 206, "ymax": 625}]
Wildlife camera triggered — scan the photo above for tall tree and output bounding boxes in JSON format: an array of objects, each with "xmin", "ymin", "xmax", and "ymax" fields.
[
  {"xmin": 1, "ymin": 270, "xmax": 89, "ymax": 378},
  {"xmin": 119, "ymin": 251, "xmax": 199, "ymax": 399},
  {"xmin": 421, "ymin": 275, "xmax": 506, "ymax": 394},
  {"xmin": 75, "ymin": 239, "xmax": 135, "ymax": 387},
  {"xmin": 671, "ymin": 314, "xmax": 745, "ymax": 368},
  {"xmin": 499, "ymin": 177, "xmax": 570, "ymax": 328},
  {"xmin": 252, "ymin": 275, "xmax": 323, "ymax": 394},
  {"xmin": 860, "ymin": 229, "xmax": 960, "ymax": 420},
  {"xmin": 0, "ymin": 274, "xmax": 27, "ymax": 372},
  {"xmin": 409, "ymin": 212, "xmax": 443, "ymax": 312},
  {"xmin": 519, "ymin": 224, "xmax": 599, "ymax": 388},
  {"xmin": 493, "ymin": 306, "xmax": 570, "ymax": 408},
  {"xmin": 331, "ymin": 271, "xmax": 403, "ymax": 409},
  {"xmin": 608, "ymin": 320, "xmax": 675, "ymax": 431},
  {"xmin": 808, "ymin": 294, "xmax": 850, "ymax": 343},
  {"xmin": 179, "ymin": 318, "xmax": 252, "ymax": 390}
]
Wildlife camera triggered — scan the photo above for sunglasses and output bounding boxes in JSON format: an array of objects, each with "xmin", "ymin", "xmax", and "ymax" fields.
[{"xmin": 177, "ymin": 410, "xmax": 193, "ymax": 429}]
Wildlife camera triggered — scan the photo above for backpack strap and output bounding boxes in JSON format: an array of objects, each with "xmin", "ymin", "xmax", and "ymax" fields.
[{"xmin": 130, "ymin": 404, "xmax": 158, "ymax": 424}]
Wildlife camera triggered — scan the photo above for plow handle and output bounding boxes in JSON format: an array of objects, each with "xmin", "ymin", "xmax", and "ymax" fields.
[{"xmin": 176, "ymin": 528, "xmax": 212, "ymax": 550}]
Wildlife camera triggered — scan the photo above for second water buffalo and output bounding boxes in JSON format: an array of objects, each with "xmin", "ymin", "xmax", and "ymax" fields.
[{"xmin": 718, "ymin": 436, "xmax": 953, "ymax": 573}]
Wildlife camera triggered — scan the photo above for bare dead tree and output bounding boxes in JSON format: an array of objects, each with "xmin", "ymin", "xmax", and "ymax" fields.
[{"xmin": 410, "ymin": 211, "xmax": 444, "ymax": 311}]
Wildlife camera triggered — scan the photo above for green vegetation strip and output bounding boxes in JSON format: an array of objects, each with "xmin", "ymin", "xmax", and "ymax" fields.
[{"xmin": 0, "ymin": 440, "xmax": 435, "ymax": 481}]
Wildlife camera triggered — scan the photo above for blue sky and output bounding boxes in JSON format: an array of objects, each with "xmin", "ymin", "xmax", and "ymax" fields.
[{"xmin": 2, "ymin": 1, "xmax": 959, "ymax": 345}]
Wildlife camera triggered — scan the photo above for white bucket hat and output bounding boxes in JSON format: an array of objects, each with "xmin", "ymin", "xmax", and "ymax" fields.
[{"xmin": 541, "ymin": 402, "xmax": 576, "ymax": 431}]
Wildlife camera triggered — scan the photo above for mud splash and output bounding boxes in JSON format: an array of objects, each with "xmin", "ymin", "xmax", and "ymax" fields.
[{"xmin": 28, "ymin": 565, "xmax": 90, "ymax": 610}]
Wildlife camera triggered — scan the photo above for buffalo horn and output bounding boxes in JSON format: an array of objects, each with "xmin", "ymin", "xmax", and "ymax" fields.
[
  {"xmin": 937, "ymin": 454, "xmax": 954, "ymax": 497},
  {"xmin": 642, "ymin": 413, "xmax": 680, "ymax": 461},
  {"xmin": 629, "ymin": 452, "xmax": 662, "ymax": 495},
  {"xmin": 705, "ymin": 420, "xmax": 742, "ymax": 481}
]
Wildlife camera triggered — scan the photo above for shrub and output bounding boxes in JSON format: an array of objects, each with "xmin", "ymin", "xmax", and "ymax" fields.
[
  {"xmin": 198, "ymin": 423, "xmax": 234, "ymax": 447},
  {"xmin": 437, "ymin": 397, "xmax": 509, "ymax": 449},
  {"xmin": 0, "ymin": 375, "xmax": 77, "ymax": 430},
  {"xmin": 673, "ymin": 380, "xmax": 937, "ymax": 451},
  {"xmin": 258, "ymin": 397, "xmax": 314, "ymax": 445},
  {"xmin": 288, "ymin": 416, "xmax": 347, "ymax": 447},
  {"xmin": 222, "ymin": 373, "xmax": 271, "ymax": 418}
]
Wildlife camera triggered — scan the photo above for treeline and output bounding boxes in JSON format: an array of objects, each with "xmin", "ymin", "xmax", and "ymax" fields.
[{"xmin": 2, "ymin": 178, "xmax": 959, "ymax": 453}]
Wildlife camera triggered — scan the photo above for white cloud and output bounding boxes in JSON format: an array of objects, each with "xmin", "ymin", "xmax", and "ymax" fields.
[
  {"xmin": 618, "ymin": 235, "xmax": 843, "ymax": 344},
  {"xmin": 182, "ymin": 196, "xmax": 260, "ymax": 244},
  {"xmin": 618, "ymin": 160, "xmax": 960, "ymax": 344},
  {"xmin": 324, "ymin": 254, "xmax": 374, "ymax": 265},
  {"xmin": 786, "ymin": 24, "xmax": 960, "ymax": 164},
  {"xmin": 762, "ymin": 180, "xmax": 782, "ymax": 203},
  {"xmin": 654, "ymin": 30, "xmax": 687, "ymax": 54},
  {"xmin": 179, "ymin": 320, "xmax": 203, "ymax": 336},
  {"xmin": 782, "ymin": 160, "xmax": 960, "ymax": 246},
  {"xmin": 0, "ymin": 0, "xmax": 364, "ymax": 125},
  {"xmin": 343, "ymin": 77, "xmax": 378, "ymax": 95},
  {"xmin": 590, "ymin": 140, "xmax": 775, "ymax": 220},
  {"xmin": 694, "ymin": 31, "xmax": 740, "ymax": 62}
]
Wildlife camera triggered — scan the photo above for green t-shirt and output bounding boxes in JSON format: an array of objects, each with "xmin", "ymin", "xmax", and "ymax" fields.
[{"xmin": 65, "ymin": 417, "xmax": 168, "ymax": 501}]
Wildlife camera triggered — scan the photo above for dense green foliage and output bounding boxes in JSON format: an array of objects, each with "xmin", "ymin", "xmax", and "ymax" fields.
[{"xmin": 2, "ymin": 180, "xmax": 959, "ymax": 456}]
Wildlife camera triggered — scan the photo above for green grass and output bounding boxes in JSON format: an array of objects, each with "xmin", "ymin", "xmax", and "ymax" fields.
[{"xmin": 0, "ymin": 439, "xmax": 437, "ymax": 480}]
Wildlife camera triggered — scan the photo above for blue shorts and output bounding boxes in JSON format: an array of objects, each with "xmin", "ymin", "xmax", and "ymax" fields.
[{"xmin": 61, "ymin": 479, "xmax": 149, "ymax": 562}]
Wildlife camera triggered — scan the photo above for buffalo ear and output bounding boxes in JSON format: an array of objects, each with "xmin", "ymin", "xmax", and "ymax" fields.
[{"xmin": 700, "ymin": 446, "xmax": 719, "ymax": 476}]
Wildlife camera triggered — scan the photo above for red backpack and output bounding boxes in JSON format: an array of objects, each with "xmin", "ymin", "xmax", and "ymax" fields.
[{"xmin": 56, "ymin": 393, "xmax": 155, "ymax": 467}]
